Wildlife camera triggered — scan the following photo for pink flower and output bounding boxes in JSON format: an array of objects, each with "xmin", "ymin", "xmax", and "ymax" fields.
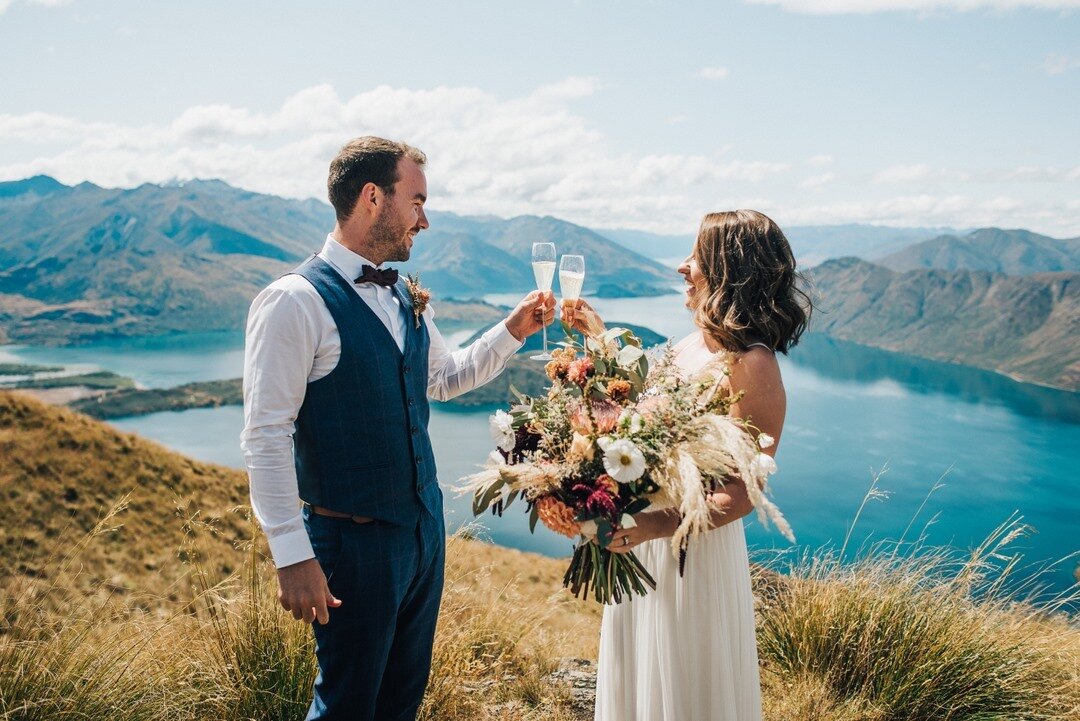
[
  {"xmin": 570, "ymin": 398, "xmax": 621, "ymax": 435},
  {"xmin": 566, "ymin": 357, "xmax": 595, "ymax": 387}
]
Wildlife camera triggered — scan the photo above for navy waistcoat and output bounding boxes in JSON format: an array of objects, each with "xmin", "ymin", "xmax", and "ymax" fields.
[{"xmin": 290, "ymin": 256, "xmax": 439, "ymax": 526}]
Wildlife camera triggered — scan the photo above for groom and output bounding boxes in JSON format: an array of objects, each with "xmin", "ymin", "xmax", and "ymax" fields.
[{"xmin": 241, "ymin": 136, "xmax": 554, "ymax": 720}]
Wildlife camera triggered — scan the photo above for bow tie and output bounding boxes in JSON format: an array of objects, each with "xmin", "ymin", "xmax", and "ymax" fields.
[{"xmin": 354, "ymin": 265, "xmax": 399, "ymax": 287}]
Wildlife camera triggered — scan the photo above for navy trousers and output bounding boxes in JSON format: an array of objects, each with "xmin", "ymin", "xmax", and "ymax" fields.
[{"xmin": 303, "ymin": 502, "xmax": 445, "ymax": 721}]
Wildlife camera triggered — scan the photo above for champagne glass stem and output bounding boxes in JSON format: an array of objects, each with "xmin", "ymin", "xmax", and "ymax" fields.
[{"xmin": 542, "ymin": 321, "xmax": 549, "ymax": 355}]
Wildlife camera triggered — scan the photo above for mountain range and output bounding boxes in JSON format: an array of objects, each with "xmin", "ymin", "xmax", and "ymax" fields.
[
  {"xmin": 878, "ymin": 227, "xmax": 1080, "ymax": 274},
  {"xmin": 596, "ymin": 223, "xmax": 957, "ymax": 267},
  {"xmin": 1, "ymin": 176, "xmax": 1077, "ymax": 391},
  {"xmin": 0, "ymin": 176, "xmax": 672, "ymax": 343},
  {"xmin": 807, "ymin": 257, "xmax": 1080, "ymax": 390}
]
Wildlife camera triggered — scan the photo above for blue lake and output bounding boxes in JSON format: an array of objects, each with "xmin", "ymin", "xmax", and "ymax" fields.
[{"xmin": 3, "ymin": 292, "xmax": 1078, "ymax": 598}]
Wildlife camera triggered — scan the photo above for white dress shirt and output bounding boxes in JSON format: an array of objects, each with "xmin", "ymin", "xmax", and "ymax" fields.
[{"xmin": 242, "ymin": 235, "xmax": 522, "ymax": 568}]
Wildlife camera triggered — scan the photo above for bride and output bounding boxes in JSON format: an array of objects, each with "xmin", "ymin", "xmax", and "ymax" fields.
[{"xmin": 563, "ymin": 209, "xmax": 812, "ymax": 721}]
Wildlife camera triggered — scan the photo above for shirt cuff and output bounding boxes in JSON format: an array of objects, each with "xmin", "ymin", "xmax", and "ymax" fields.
[
  {"xmin": 267, "ymin": 526, "xmax": 315, "ymax": 569},
  {"xmin": 485, "ymin": 320, "xmax": 525, "ymax": 360}
]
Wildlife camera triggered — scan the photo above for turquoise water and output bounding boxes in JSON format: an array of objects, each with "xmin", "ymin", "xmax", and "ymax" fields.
[{"xmin": 4, "ymin": 295, "xmax": 1077, "ymax": 597}]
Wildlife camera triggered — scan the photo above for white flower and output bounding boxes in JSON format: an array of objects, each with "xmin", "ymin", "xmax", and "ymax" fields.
[
  {"xmin": 597, "ymin": 436, "xmax": 646, "ymax": 483},
  {"xmin": 750, "ymin": 453, "xmax": 778, "ymax": 477},
  {"xmin": 569, "ymin": 432, "xmax": 595, "ymax": 461},
  {"xmin": 616, "ymin": 344, "xmax": 644, "ymax": 367},
  {"xmin": 757, "ymin": 433, "xmax": 775, "ymax": 449},
  {"xmin": 618, "ymin": 410, "xmax": 644, "ymax": 435},
  {"xmin": 578, "ymin": 519, "xmax": 598, "ymax": 540},
  {"xmin": 489, "ymin": 410, "xmax": 516, "ymax": 453}
]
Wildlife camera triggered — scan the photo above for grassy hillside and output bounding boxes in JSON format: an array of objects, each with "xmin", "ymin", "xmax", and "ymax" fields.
[
  {"xmin": 0, "ymin": 390, "xmax": 250, "ymax": 603},
  {"xmin": 2, "ymin": 390, "xmax": 1078, "ymax": 720}
]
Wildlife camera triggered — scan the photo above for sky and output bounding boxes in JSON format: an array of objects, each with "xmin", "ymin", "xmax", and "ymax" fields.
[{"xmin": 1, "ymin": 0, "xmax": 1078, "ymax": 236}]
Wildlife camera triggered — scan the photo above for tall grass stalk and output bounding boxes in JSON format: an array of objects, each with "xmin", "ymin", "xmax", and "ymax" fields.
[
  {"xmin": 0, "ymin": 496, "xmax": 203, "ymax": 720},
  {"xmin": 757, "ymin": 517, "xmax": 1080, "ymax": 721}
]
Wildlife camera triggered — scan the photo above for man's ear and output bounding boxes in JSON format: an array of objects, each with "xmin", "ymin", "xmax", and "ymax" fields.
[{"xmin": 354, "ymin": 182, "xmax": 383, "ymax": 217}]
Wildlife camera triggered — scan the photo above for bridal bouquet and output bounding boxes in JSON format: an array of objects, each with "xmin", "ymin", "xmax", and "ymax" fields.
[{"xmin": 461, "ymin": 328, "xmax": 793, "ymax": 604}]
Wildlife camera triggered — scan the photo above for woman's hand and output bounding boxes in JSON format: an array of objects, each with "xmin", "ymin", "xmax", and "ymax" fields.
[
  {"xmin": 608, "ymin": 510, "xmax": 679, "ymax": 554},
  {"xmin": 561, "ymin": 298, "xmax": 606, "ymax": 336}
]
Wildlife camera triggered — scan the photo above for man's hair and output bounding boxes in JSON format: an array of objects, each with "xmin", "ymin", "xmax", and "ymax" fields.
[{"xmin": 327, "ymin": 136, "xmax": 427, "ymax": 223}]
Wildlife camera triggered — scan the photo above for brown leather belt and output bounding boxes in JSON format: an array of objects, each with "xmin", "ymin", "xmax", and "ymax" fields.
[{"xmin": 309, "ymin": 505, "xmax": 375, "ymax": 524}]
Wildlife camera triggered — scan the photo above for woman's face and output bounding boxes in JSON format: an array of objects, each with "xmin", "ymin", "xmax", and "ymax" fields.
[{"xmin": 677, "ymin": 252, "xmax": 708, "ymax": 309}]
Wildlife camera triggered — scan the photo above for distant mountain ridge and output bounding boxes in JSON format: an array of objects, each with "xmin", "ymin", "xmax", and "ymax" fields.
[
  {"xmin": 878, "ymin": 228, "xmax": 1080, "ymax": 275},
  {"xmin": 0, "ymin": 176, "xmax": 672, "ymax": 344},
  {"xmin": 594, "ymin": 223, "xmax": 955, "ymax": 266},
  {"xmin": 807, "ymin": 257, "xmax": 1080, "ymax": 390}
]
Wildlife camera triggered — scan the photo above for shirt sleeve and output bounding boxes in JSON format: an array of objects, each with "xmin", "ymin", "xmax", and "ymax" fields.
[
  {"xmin": 240, "ymin": 283, "xmax": 320, "ymax": 568},
  {"xmin": 425, "ymin": 304, "xmax": 523, "ymax": 402}
]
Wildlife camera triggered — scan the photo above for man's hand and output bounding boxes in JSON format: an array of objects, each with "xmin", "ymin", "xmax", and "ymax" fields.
[
  {"xmin": 504, "ymin": 290, "xmax": 556, "ymax": 342},
  {"xmin": 277, "ymin": 557, "xmax": 342, "ymax": 624}
]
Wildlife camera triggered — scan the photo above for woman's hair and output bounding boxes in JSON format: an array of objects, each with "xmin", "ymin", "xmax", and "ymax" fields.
[{"xmin": 691, "ymin": 209, "xmax": 812, "ymax": 354}]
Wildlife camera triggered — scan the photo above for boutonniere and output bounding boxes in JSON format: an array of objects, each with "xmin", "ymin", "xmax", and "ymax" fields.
[{"xmin": 404, "ymin": 273, "xmax": 431, "ymax": 329}]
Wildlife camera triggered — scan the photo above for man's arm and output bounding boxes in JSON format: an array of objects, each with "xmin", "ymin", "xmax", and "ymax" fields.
[
  {"xmin": 241, "ymin": 282, "xmax": 340, "ymax": 623},
  {"xmin": 426, "ymin": 291, "xmax": 554, "ymax": 402}
]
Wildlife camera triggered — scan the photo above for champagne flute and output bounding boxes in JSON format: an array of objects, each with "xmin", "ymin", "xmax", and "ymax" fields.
[
  {"xmin": 530, "ymin": 242, "xmax": 556, "ymax": 361},
  {"xmin": 559, "ymin": 254, "xmax": 585, "ymax": 347}
]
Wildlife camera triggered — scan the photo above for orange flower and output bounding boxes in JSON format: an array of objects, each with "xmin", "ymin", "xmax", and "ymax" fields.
[
  {"xmin": 606, "ymin": 379, "xmax": 631, "ymax": 401},
  {"xmin": 544, "ymin": 347, "xmax": 577, "ymax": 381},
  {"xmin": 535, "ymin": 496, "xmax": 581, "ymax": 538}
]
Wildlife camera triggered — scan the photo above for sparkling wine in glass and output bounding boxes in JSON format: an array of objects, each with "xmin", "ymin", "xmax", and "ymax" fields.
[
  {"xmin": 530, "ymin": 242, "xmax": 556, "ymax": 361},
  {"xmin": 559, "ymin": 254, "xmax": 585, "ymax": 345}
]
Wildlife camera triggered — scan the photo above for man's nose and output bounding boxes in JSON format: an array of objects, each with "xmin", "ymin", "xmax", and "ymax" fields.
[{"xmin": 417, "ymin": 208, "xmax": 429, "ymax": 230}]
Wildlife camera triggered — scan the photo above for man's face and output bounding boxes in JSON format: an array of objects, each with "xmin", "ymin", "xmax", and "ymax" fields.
[{"xmin": 370, "ymin": 158, "xmax": 428, "ymax": 263}]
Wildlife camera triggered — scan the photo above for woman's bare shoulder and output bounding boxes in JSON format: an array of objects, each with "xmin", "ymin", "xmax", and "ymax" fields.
[{"xmin": 730, "ymin": 347, "xmax": 784, "ymax": 393}]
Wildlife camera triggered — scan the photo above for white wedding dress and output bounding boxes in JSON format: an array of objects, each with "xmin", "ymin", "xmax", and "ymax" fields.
[{"xmin": 594, "ymin": 331, "xmax": 763, "ymax": 721}]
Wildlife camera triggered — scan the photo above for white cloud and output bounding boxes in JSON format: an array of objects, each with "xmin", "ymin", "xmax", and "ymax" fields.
[
  {"xmin": 872, "ymin": 163, "xmax": 971, "ymax": 183},
  {"xmin": 872, "ymin": 163, "xmax": 935, "ymax": 183},
  {"xmin": 1041, "ymin": 53, "xmax": 1080, "ymax": 75},
  {"xmin": 870, "ymin": 162, "xmax": 1080, "ymax": 185},
  {"xmin": 801, "ymin": 172, "xmax": 836, "ymax": 188},
  {"xmin": 776, "ymin": 193, "xmax": 1076, "ymax": 235},
  {"xmin": 0, "ymin": 80, "xmax": 790, "ymax": 233},
  {"xmin": 2, "ymin": 81, "xmax": 1076, "ymax": 237},
  {"xmin": 698, "ymin": 66, "xmax": 730, "ymax": 80},
  {"xmin": 0, "ymin": 0, "xmax": 71, "ymax": 16},
  {"xmin": 745, "ymin": 0, "xmax": 1080, "ymax": 13}
]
